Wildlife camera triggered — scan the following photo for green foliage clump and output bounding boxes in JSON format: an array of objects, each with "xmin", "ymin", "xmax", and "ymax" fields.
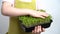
[{"xmin": 19, "ymin": 10, "xmax": 52, "ymax": 28}]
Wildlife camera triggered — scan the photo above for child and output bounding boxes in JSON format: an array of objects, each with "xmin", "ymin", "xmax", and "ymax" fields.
[{"xmin": 2, "ymin": 0, "xmax": 49, "ymax": 34}]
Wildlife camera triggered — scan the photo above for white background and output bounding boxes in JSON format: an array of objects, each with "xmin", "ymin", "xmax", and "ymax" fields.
[{"xmin": 0, "ymin": 0, "xmax": 60, "ymax": 34}]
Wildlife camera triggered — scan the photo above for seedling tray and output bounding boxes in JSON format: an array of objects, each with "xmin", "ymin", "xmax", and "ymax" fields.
[
  {"xmin": 18, "ymin": 10, "xmax": 53, "ymax": 32},
  {"xmin": 19, "ymin": 19, "xmax": 52, "ymax": 32}
]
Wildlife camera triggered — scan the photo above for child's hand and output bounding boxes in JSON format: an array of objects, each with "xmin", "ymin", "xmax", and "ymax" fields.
[
  {"xmin": 32, "ymin": 26, "xmax": 45, "ymax": 34},
  {"xmin": 29, "ymin": 10, "xmax": 49, "ymax": 18}
]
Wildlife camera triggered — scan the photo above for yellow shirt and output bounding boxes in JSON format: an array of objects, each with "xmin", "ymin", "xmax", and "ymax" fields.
[{"xmin": 7, "ymin": 0, "xmax": 36, "ymax": 34}]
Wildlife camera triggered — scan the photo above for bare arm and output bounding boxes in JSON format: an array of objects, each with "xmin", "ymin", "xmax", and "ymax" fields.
[
  {"xmin": 1, "ymin": 2, "xmax": 33, "ymax": 16},
  {"xmin": 1, "ymin": 2, "xmax": 49, "ymax": 18}
]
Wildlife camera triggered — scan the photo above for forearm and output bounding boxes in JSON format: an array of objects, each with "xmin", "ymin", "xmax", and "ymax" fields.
[
  {"xmin": 1, "ymin": 2, "xmax": 48, "ymax": 18},
  {"xmin": 2, "ymin": 7, "xmax": 30, "ymax": 16},
  {"xmin": 1, "ymin": 2, "xmax": 32, "ymax": 17}
]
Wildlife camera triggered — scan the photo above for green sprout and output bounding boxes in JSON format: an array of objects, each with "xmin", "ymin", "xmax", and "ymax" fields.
[{"xmin": 19, "ymin": 9, "xmax": 52, "ymax": 28}]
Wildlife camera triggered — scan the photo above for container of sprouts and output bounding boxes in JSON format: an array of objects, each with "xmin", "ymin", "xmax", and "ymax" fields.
[{"xmin": 19, "ymin": 9, "xmax": 53, "ymax": 32}]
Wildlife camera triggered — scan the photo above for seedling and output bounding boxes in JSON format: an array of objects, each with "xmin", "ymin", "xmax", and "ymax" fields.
[{"xmin": 19, "ymin": 10, "xmax": 52, "ymax": 32}]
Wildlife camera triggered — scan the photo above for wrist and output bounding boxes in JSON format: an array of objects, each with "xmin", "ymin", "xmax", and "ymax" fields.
[{"xmin": 27, "ymin": 9, "xmax": 36, "ymax": 15}]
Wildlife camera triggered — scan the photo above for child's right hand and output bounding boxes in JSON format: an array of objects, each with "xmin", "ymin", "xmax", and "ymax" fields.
[
  {"xmin": 32, "ymin": 25, "xmax": 45, "ymax": 34},
  {"xmin": 28, "ymin": 10, "xmax": 49, "ymax": 18}
]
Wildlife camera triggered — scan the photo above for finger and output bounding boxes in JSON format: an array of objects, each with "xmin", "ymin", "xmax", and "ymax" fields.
[
  {"xmin": 41, "ymin": 13, "xmax": 49, "ymax": 17},
  {"xmin": 32, "ymin": 26, "xmax": 38, "ymax": 34},
  {"xmin": 32, "ymin": 30, "xmax": 35, "ymax": 34},
  {"xmin": 34, "ymin": 26, "xmax": 37, "ymax": 34},
  {"xmin": 39, "ymin": 16, "xmax": 45, "ymax": 18},
  {"xmin": 36, "ymin": 26, "xmax": 41, "ymax": 34},
  {"xmin": 33, "ymin": 14, "xmax": 45, "ymax": 18},
  {"xmin": 42, "ymin": 28, "xmax": 45, "ymax": 32},
  {"xmin": 39, "ymin": 26, "xmax": 42, "ymax": 32},
  {"xmin": 36, "ymin": 26, "xmax": 40, "ymax": 33}
]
